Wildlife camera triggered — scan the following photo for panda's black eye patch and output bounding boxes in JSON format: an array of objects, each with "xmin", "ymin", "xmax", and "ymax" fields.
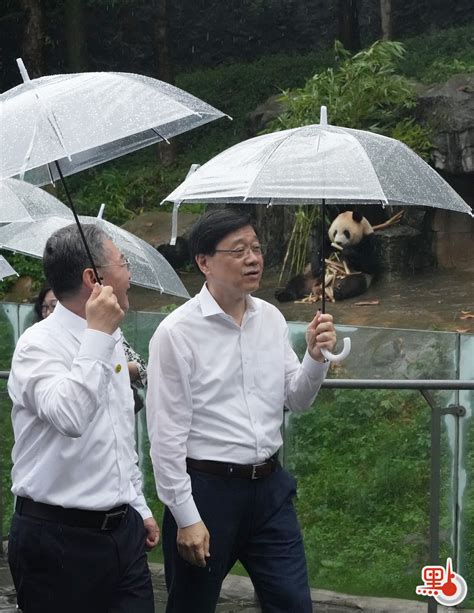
[{"xmin": 344, "ymin": 230, "xmax": 351, "ymax": 239}]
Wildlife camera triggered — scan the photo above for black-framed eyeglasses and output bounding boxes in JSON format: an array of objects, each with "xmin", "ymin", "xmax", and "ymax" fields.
[
  {"xmin": 214, "ymin": 245, "xmax": 265, "ymax": 259},
  {"xmin": 41, "ymin": 300, "xmax": 58, "ymax": 314},
  {"xmin": 97, "ymin": 258, "xmax": 132, "ymax": 271}
]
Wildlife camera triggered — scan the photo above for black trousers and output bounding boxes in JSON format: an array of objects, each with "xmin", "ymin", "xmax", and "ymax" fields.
[
  {"xmin": 163, "ymin": 465, "xmax": 312, "ymax": 613},
  {"xmin": 8, "ymin": 504, "xmax": 154, "ymax": 613}
]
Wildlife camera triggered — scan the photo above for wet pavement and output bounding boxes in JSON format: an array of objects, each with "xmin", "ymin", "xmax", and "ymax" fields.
[
  {"xmin": 129, "ymin": 268, "xmax": 474, "ymax": 334},
  {"xmin": 1, "ymin": 555, "xmax": 472, "ymax": 613}
]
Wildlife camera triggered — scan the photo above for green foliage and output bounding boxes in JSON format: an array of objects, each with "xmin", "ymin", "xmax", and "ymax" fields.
[
  {"xmin": 286, "ymin": 388, "xmax": 432, "ymax": 598},
  {"xmin": 62, "ymin": 28, "xmax": 472, "ymax": 227},
  {"xmin": 391, "ymin": 118, "xmax": 434, "ymax": 161},
  {"xmin": 0, "ymin": 251, "xmax": 44, "ymax": 299},
  {"xmin": 0, "ymin": 381, "xmax": 14, "ymax": 539},
  {"xmin": 266, "ymin": 40, "xmax": 434, "ymax": 275},
  {"xmin": 400, "ymin": 24, "xmax": 474, "ymax": 83},
  {"xmin": 279, "ymin": 206, "xmax": 320, "ymax": 282},
  {"xmin": 60, "ymin": 160, "xmax": 159, "ymax": 224},
  {"xmin": 269, "ymin": 40, "xmax": 426, "ymax": 148},
  {"xmin": 158, "ymin": 303, "xmax": 179, "ymax": 314},
  {"xmin": 421, "ymin": 58, "xmax": 474, "ymax": 84}
]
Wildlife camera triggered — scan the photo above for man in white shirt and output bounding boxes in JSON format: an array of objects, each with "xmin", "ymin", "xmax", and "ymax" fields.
[
  {"xmin": 147, "ymin": 209, "xmax": 337, "ymax": 612},
  {"xmin": 8, "ymin": 224, "xmax": 159, "ymax": 613}
]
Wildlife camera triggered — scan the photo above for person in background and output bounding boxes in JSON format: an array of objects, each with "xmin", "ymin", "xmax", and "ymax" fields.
[
  {"xmin": 33, "ymin": 284, "xmax": 57, "ymax": 321},
  {"xmin": 8, "ymin": 223, "xmax": 159, "ymax": 613},
  {"xmin": 34, "ymin": 284, "xmax": 147, "ymax": 412},
  {"xmin": 146, "ymin": 209, "xmax": 337, "ymax": 613},
  {"xmin": 123, "ymin": 336, "xmax": 148, "ymax": 413}
]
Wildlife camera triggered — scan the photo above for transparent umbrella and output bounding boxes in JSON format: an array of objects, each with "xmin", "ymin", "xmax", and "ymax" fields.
[
  {"xmin": 0, "ymin": 59, "xmax": 228, "ymax": 185},
  {"xmin": 164, "ymin": 107, "xmax": 473, "ymax": 361},
  {"xmin": 0, "ymin": 58, "xmax": 228, "ymax": 281},
  {"xmin": 0, "ymin": 216, "xmax": 189, "ymax": 299},
  {"xmin": 0, "ymin": 255, "xmax": 18, "ymax": 281},
  {"xmin": 0, "ymin": 178, "xmax": 73, "ymax": 222}
]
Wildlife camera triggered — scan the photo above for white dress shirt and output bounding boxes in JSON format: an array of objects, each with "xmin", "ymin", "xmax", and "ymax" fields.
[
  {"xmin": 147, "ymin": 284, "xmax": 328, "ymax": 528},
  {"xmin": 8, "ymin": 301, "xmax": 151, "ymax": 518}
]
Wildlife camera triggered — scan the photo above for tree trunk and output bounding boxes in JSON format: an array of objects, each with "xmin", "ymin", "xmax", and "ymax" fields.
[
  {"xmin": 19, "ymin": 0, "xmax": 44, "ymax": 78},
  {"xmin": 337, "ymin": 0, "xmax": 361, "ymax": 52},
  {"xmin": 65, "ymin": 0, "xmax": 88, "ymax": 72},
  {"xmin": 380, "ymin": 0, "xmax": 392, "ymax": 40},
  {"xmin": 152, "ymin": 0, "xmax": 177, "ymax": 166}
]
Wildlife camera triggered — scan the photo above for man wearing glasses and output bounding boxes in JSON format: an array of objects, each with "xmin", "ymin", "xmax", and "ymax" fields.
[
  {"xmin": 147, "ymin": 209, "xmax": 337, "ymax": 612},
  {"xmin": 8, "ymin": 223, "xmax": 159, "ymax": 612}
]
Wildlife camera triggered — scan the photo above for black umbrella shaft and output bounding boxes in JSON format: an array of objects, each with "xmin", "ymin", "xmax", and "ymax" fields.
[
  {"xmin": 54, "ymin": 161, "xmax": 101, "ymax": 284},
  {"xmin": 321, "ymin": 198, "xmax": 326, "ymax": 314}
]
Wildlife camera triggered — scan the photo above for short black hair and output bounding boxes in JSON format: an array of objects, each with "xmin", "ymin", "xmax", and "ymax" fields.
[
  {"xmin": 43, "ymin": 223, "xmax": 109, "ymax": 301},
  {"xmin": 188, "ymin": 209, "xmax": 256, "ymax": 258}
]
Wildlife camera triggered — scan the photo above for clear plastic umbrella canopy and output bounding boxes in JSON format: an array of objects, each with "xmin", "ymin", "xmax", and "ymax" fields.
[
  {"xmin": 0, "ymin": 255, "xmax": 18, "ymax": 281},
  {"xmin": 164, "ymin": 110, "xmax": 473, "ymax": 362},
  {"xmin": 164, "ymin": 121, "xmax": 473, "ymax": 217},
  {"xmin": 0, "ymin": 178, "xmax": 73, "ymax": 222},
  {"xmin": 0, "ymin": 216, "xmax": 189, "ymax": 299},
  {"xmin": 0, "ymin": 64, "xmax": 228, "ymax": 185}
]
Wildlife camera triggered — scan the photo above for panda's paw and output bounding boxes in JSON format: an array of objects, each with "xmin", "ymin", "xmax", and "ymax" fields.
[
  {"xmin": 334, "ymin": 273, "xmax": 371, "ymax": 301},
  {"xmin": 275, "ymin": 289, "xmax": 297, "ymax": 303}
]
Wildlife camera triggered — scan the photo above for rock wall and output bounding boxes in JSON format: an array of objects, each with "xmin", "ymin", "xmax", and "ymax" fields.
[{"xmin": 417, "ymin": 74, "xmax": 474, "ymax": 175}]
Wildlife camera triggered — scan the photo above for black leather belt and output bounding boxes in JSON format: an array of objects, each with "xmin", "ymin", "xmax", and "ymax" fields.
[
  {"xmin": 15, "ymin": 496, "xmax": 129, "ymax": 531},
  {"xmin": 186, "ymin": 453, "xmax": 279, "ymax": 480}
]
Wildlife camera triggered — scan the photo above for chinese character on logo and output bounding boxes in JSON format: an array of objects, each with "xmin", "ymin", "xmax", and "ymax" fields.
[{"xmin": 416, "ymin": 558, "xmax": 467, "ymax": 606}]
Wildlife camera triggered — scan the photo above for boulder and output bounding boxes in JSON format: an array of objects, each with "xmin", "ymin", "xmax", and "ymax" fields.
[
  {"xmin": 246, "ymin": 94, "xmax": 286, "ymax": 136},
  {"xmin": 2, "ymin": 276, "xmax": 35, "ymax": 303},
  {"xmin": 417, "ymin": 73, "xmax": 474, "ymax": 174},
  {"xmin": 122, "ymin": 209, "xmax": 199, "ymax": 270},
  {"xmin": 375, "ymin": 225, "xmax": 436, "ymax": 274}
]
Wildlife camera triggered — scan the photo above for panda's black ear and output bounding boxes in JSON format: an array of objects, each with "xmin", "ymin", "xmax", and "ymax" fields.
[{"xmin": 352, "ymin": 209, "xmax": 363, "ymax": 223}]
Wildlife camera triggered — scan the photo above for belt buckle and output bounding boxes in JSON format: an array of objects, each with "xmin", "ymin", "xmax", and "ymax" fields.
[
  {"xmin": 101, "ymin": 508, "xmax": 125, "ymax": 531},
  {"xmin": 251, "ymin": 462, "xmax": 266, "ymax": 480}
]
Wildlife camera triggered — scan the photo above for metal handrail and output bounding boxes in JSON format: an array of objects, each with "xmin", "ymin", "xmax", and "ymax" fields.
[
  {"xmin": 2, "ymin": 370, "xmax": 474, "ymax": 389},
  {"xmin": 321, "ymin": 379, "xmax": 474, "ymax": 389}
]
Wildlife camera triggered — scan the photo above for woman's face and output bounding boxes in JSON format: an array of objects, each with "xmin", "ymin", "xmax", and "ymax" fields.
[{"xmin": 41, "ymin": 289, "xmax": 57, "ymax": 319}]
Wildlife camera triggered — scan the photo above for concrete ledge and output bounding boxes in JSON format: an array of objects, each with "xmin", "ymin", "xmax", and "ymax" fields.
[
  {"xmin": 198, "ymin": 567, "xmax": 474, "ymax": 613},
  {"xmin": 2, "ymin": 560, "xmax": 472, "ymax": 613}
]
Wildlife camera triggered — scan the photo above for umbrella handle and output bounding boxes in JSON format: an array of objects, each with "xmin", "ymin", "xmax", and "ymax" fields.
[{"xmin": 321, "ymin": 337, "xmax": 351, "ymax": 363}]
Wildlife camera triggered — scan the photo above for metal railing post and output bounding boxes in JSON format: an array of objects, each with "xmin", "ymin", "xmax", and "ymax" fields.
[{"xmin": 412, "ymin": 391, "xmax": 467, "ymax": 613}]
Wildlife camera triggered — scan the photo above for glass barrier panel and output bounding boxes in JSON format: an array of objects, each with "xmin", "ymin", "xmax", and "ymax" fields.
[
  {"xmin": 459, "ymin": 333, "xmax": 474, "ymax": 607},
  {"xmin": 0, "ymin": 305, "xmax": 471, "ymax": 600},
  {"xmin": 286, "ymin": 322, "xmax": 462, "ymax": 601},
  {"xmin": 0, "ymin": 377, "xmax": 13, "ymax": 546},
  {"xmin": 284, "ymin": 386, "xmax": 431, "ymax": 600}
]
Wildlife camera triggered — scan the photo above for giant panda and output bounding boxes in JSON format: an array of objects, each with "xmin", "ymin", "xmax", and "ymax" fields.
[
  {"xmin": 275, "ymin": 209, "xmax": 379, "ymax": 302},
  {"xmin": 327, "ymin": 209, "xmax": 378, "ymax": 300}
]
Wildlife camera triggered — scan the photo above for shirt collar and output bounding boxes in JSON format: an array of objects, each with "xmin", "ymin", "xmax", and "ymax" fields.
[{"xmin": 198, "ymin": 283, "xmax": 259, "ymax": 319}]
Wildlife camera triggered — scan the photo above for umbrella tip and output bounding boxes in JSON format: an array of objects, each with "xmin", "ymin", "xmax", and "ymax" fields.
[
  {"xmin": 320, "ymin": 106, "xmax": 328, "ymax": 126},
  {"xmin": 186, "ymin": 163, "xmax": 201, "ymax": 178},
  {"xmin": 97, "ymin": 203, "xmax": 106, "ymax": 220},
  {"xmin": 16, "ymin": 58, "xmax": 30, "ymax": 83},
  {"xmin": 319, "ymin": 106, "xmax": 328, "ymax": 126}
]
